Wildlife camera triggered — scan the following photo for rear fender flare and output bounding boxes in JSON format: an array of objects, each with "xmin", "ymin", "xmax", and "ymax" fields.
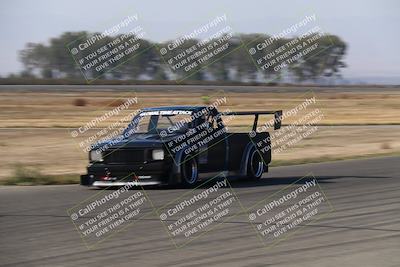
[{"xmin": 240, "ymin": 142, "xmax": 257, "ymax": 176}]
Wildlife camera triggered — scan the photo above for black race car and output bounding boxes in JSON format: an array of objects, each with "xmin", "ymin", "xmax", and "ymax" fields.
[{"xmin": 80, "ymin": 106, "xmax": 282, "ymax": 187}]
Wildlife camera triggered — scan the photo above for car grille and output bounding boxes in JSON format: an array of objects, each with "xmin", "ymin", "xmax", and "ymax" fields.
[{"xmin": 103, "ymin": 149, "xmax": 146, "ymax": 164}]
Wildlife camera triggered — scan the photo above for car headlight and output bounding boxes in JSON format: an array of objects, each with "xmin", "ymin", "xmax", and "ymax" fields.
[
  {"xmin": 152, "ymin": 149, "xmax": 164, "ymax": 160},
  {"xmin": 90, "ymin": 150, "xmax": 103, "ymax": 162}
]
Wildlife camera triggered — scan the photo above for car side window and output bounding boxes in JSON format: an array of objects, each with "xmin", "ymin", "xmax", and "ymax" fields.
[
  {"xmin": 215, "ymin": 113, "xmax": 225, "ymax": 129},
  {"xmin": 207, "ymin": 113, "xmax": 217, "ymax": 129},
  {"xmin": 201, "ymin": 109, "xmax": 217, "ymax": 130}
]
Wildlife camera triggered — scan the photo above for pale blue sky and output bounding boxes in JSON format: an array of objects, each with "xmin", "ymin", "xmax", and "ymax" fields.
[{"xmin": 0, "ymin": 0, "xmax": 399, "ymax": 80}]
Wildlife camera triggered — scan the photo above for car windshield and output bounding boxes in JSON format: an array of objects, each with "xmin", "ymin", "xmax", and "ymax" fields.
[{"xmin": 123, "ymin": 110, "xmax": 194, "ymax": 136}]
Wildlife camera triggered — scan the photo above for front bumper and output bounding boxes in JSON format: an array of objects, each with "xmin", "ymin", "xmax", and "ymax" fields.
[
  {"xmin": 80, "ymin": 174, "xmax": 163, "ymax": 187},
  {"xmin": 80, "ymin": 161, "xmax": 169, "ymax": 187},
  {"xmin": 93, "ymin": 180, "xmax": 161, "ymax": 187}
]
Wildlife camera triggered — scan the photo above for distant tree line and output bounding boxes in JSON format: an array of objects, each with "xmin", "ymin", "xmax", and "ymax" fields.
[{"xmin": 18, "ymin": 31, "xmax": 346, "ymax": 83}]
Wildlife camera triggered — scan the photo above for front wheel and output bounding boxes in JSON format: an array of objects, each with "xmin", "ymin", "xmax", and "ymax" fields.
[
  {"xmin": 181, "ymin": 156, "xmax": 198, "ymax": 187},
  {"xmin": 246, "ymin": 149, "xmax": 264, "ymax": 180}
]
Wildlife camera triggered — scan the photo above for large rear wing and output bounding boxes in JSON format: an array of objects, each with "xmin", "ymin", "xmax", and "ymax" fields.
[{"xmin": 221, "ymin": 110, "xmax": 283, "ymax": 131}]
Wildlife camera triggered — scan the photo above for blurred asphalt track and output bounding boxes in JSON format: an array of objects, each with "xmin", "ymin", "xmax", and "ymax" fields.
[{"xmin": 0, "ymin": 156, "xmax": 399, "ymax": 267}]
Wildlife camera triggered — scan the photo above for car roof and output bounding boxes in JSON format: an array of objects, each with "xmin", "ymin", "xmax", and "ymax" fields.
[{"xmin": 141, "ymin": 106, "xmax": 208, "ymax": 112}]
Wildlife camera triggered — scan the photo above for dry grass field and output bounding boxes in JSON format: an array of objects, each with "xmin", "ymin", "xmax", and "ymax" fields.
[
  {"xmin": 0, "ymin": 87, "xmax": 399, "ymax": 184},
  {"xmin": 0, "ymin": 89, "xmax": 399, "ymax": 127}
]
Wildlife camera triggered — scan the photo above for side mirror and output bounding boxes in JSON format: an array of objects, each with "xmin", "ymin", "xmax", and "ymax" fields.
[
  {"xmin": 188, "ymin": 121, "xmax": 195, "ymax": 129},
  {"xmin": 274, "ymin": 110, "xmax": 282, "ymax": 130}
]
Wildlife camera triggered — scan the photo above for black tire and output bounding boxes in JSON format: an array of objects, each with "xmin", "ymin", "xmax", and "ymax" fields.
[
  {"xmin": 246, "ymin": 148, "xmax": 264, "ymax": 180},
  {"xmin": 181, "ymin": 155, "xmax": 198, "ymax": 187}
]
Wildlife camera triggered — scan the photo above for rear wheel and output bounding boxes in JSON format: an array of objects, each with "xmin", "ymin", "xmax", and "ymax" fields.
[
  {"xmin": 247, "ymin": 149, "xmax": 264, "ymax": 180},
  {"xmin": 181, "ymin": 156, "xmax": 198, "ymax": 187}
]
